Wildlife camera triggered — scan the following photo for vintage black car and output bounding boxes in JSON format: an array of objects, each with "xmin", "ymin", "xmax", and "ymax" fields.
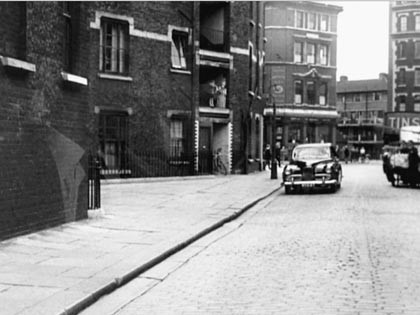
[{"xmin": 282, "ymin": 143, "xmax": 342, "ymax": 194}]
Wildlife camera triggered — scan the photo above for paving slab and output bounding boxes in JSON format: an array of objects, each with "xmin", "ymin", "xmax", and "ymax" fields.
[{"xmin": 0, "ymin": 171, "xmax": 281, "ymax": 315}]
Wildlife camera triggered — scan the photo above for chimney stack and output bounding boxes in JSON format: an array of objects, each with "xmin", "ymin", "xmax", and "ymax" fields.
[{"xmin": 379, "ymin": 73, "xmax": 388, "ymax": 81}]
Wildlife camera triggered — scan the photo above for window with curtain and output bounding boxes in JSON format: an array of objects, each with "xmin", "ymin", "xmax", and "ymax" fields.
[
  {"xmin": 416, "ymin": 15, "xmax": 420, "ymax": 31},
  {"xmin": 170, "ymin": 120, "xmax": 185, "ymax": 157},
  {"xmin": 296, "ymin": 11, "xmax": 304, "ymax": 28},
  {"xmin": 415, "ymin": 41, "xmax": 420, "ymax": 58},
  {"xmin": 319, "ymin": 83, "xmax": 327, "ymax": 105},
  {"xmin": 320, "ymin": 14, "xmax": 329, "ymax": 32},
  {"xmin": 307, "ymin": 43, "xmax": 315, "ymax": 64},
  {"xmin": 171, "ymin": 30, "xmax": 188, "ymax": 69},
  {"xmin": 308, "ymin": 13, "xmax": 316, "ymax": 30},
  {"xmin": 294, "ymin": 42, "xmax": 303, "ymax": 63},
  {"xmin": 319, "ymin": 44, "xmax": 328, "ymax": 65},
  {"xmin": 100, "ymin": 18, "xmax": 129, "ymax": 74}
]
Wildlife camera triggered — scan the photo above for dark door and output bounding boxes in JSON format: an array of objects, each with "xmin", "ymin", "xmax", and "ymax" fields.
[{"xmin": 199, "ymin": 126, "xmax": 212, "ymax": 174}]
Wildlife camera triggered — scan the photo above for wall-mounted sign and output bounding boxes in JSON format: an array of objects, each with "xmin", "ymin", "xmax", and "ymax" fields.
[{"xmin": 386, "ymin": 113, "xmax": 420, "ymax": 129}]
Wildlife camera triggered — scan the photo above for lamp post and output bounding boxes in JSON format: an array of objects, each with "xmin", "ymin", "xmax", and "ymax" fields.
[{"xmin": 271, "ymin": 99, "xmax": 278, "ymax": 179}]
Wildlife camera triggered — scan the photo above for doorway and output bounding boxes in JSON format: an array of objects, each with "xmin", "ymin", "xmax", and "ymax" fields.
[{"xmin": 199, "ymin": 126, "xmax": 212, "ymax": 174}]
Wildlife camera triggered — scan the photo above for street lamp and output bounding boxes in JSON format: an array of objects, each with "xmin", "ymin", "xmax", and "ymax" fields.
[
  {"xmin": 271, "ymin": 98, "xmax": 278, "ymax": 179},
  {"xmin": 269, "ymin": 82, "xmax": 283, "ymax": 180}
]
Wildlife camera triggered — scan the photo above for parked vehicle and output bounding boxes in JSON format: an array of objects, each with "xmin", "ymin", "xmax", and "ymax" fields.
[
  {"xmin": 282, "ymin": 143, "xmax": 342, "ymax": 194},
  {"xmin": 383, "ymin": 126, "xmax": 420, "ymax": 187}
]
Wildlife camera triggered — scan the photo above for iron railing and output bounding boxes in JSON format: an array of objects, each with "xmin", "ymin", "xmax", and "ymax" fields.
[{"xmin": 88, "ymin": 154, "xmax": 101, "ymax": 209}]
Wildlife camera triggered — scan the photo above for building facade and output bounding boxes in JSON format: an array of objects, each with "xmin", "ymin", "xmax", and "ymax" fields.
[
  {"xmin": 387, "ymin": 1, "xmax": 420, "ymax": 138},
  {"xmin": 336, "ymin": 74, "xmax": 388, "ymax": 159},
  {"xmin": 263, "ymin": 1, "xmax": 342, "ymax": 152},
  {"xmin": 0, "ymin": 1, "xmax": 264, "ymax": 240},
  {"xmin": 0, "ymin": 2, "xmax": 91, "ymax": 239}
]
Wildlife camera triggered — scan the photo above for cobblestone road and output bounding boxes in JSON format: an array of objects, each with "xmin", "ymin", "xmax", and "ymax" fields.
[{"xmin": 82, "ymin": 162, "xmax": 420, "ymax": 315}]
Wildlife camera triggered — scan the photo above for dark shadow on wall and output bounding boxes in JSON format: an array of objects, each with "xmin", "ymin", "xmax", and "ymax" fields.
[{"xmin": 0, "ymin": 122, "xmax": 87, "ymax": 240}]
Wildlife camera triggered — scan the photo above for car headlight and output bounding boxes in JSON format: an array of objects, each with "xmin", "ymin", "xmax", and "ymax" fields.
[{"xmin": 284, "ymin": 167, "xmax": 292, "ymax": 175}]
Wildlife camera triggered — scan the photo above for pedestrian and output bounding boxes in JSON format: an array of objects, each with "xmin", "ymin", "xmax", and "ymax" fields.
[
  {"xmin": 407, "ymin": 140, "xmax": 419, "ymax": 187},
  {"xmin": 359, "ymin": 146, "xmax": 366, "ymax": 163},
  {"xmin": 263, "ymin": 144, "xmax": 272, "ymax": 170},
  {"xmin": 344, "ymin": 145, "xmax": 350, "ymax": 164},
  {"xmin": 275, "ymin": 142, "xmax": 281, "ymax": 167}
]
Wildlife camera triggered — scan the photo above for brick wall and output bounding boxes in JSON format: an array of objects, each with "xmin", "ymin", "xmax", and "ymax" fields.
[
  {"xmin": 0, "ymin": 2, "xmax": 90, "ymax": 240},
  {"xmin": 87, "ymin": 2, "xmax": 194, "ymax": 153}
]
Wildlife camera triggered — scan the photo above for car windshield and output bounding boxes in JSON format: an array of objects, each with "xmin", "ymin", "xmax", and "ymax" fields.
[{"xmin": 293, "ymin": 146, "xmax": 330, "ymax": 161}]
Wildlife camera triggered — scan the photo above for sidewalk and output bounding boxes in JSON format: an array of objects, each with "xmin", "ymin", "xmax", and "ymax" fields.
[{"xmin": 0, "ymin": 171, "xmax": 282, "ymax": 315}]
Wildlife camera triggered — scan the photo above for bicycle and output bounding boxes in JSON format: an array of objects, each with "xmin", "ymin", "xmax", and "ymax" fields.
[{"xmin": 213, "ymin": 148, "xmax": 227, "ymax": 175}]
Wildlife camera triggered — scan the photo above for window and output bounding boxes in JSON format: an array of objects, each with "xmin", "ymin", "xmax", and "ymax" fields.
[
  {"xmin": 294, "ymin": 80, "xmax": 303, "ymax": 104},
  {"xmin": 345, "ymin": 94, "xmax": 353, "ymax": 102},
  {"xmin": 294, "ymin": 42, "xmax": 303, "ymax": 63},
  {"xmin": 399, "ymin": 15, "xmax": 408, "ymax": 32},
  {"xmin": 415, "ymin": 42, "xmax": 420, "ymax": 58},
  {"xmin": 354, "ymin": 94, "xmax": 361, "ymax": 102},
  {"xmin": 63, "ymin": 2, "xmax": 72, "ymax": 72},
  {"xmin": 373, "ymin": 92, "xmax": 381, "ymax": 101},
  {"xmin": 296, "ymin": 11, "xmax": 304, "ymax": 28},
  {"xmin": 98, "ymin": 111, "xmax": 128, "ymax": 171},
  {"xmin": 319, "ymin": 83, "xmax": 327, "ymax": 105},
  {"xmin": 170, "ymin": 120, "xmax": 185, "ymax": 157},
  {"xmin": 416, "ymin": 15, "xmax": 420, "ymax": 31},
  {"xmin": 320, "ymin": 14, "xmax": 329, "ymax": 32},
  {"xmin": 398, "ymin": 68, "xmax": 406, "ymax": 85},
  {"xmin": 319, "ymin": 44, "xmax": 328, "ymax": 65},
  {"xmin": 415, "ymin": 102, "xmax": 420, "ymax": 112},
  {"xmin": 171, "ymin": 30, "xmax": 188, "ymax": 69},
  {"xmin": 307, "ymin": 81, "xmax": 315, "ymax": 104},
  {"xmin": 307, "ymin": 43, "xmax": 315, "ymax": 64},
  {"xmin": 398, "ymin": 41, "xmax": 407, "ymax": 59},
  {"xmin": 415, "ymin": 69, "xmax": 420, "ymax": 86},
  {"xmin": 399, "ymin": 95, "xmax": 406, "ymax": 111},
  {"xmin": 308, "ymin": 13, "xmax": 316, "ymax": 30},
  {"xmin": 100, "ymin": 18, "xmax": 129, "ymax": 74}
]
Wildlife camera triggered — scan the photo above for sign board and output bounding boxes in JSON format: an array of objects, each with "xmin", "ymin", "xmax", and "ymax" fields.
[
  {"xmin": 270, "ymin": 67, "xmax": 286, "ymax": 103},
  {"xmin": 386, "ymin": 113, "xmax": 420, "ymax": 129}
]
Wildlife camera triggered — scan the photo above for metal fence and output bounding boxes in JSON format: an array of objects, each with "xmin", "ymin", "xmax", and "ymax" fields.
[
  {"xmin": 97, "ymin": 151, "xmax": 204, "ymax": 178},
  {"xmin": 88, "ymin": 154, "xmax": 101, "ymax": 209}
]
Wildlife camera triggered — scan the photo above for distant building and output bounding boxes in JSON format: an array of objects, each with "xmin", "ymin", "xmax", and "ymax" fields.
[
  {"xmin": 387, "ymin": 1, "xmax": 420, "ymax": 139},
  {"xmin": 336, "ymin": 74, "xmax": 388, "ymax": 159},
  {"xmin": 263, "ymin": 1, "xmax": 342, "ymax": 151}
]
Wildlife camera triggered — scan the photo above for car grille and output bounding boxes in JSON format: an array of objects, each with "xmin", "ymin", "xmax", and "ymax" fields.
[{"xmin": 302, "ymin": 167, "xmax": 314, "ymax": 180}]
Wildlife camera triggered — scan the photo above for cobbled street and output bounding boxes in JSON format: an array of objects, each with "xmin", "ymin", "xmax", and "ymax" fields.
[{"xmin": 82, "ymin": 162, "xmax": 420, "ymax": 315}]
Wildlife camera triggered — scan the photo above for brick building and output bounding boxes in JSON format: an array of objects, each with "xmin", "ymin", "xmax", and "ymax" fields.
[
  {"xmin": 336, "ymin": 74, "xmax": 388, "ymax": 159},
  {"xmin": 0, "ymin": 2, "xmax": 90, "ymax": 239},
  {"xmin": 387, "ymin": 1, "xmax": 420, "ymax": 137},
  {"xmin": 263, "ymin": 1, "xmax": 342, "ymax": 152},
  {"xmin": 0, "ymin": 2, "xmax": 264, "ymax": 239}
]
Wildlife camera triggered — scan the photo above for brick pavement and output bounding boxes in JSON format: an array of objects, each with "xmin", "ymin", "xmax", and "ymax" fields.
[{"xmin": 0, "ymin": 170, "xmax": 280, "ymax": 315}]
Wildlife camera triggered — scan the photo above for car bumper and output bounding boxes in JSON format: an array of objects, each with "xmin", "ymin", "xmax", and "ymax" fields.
[{"xmin": 284, "ymin": 179, "xmax": 337, "ymax": 187}]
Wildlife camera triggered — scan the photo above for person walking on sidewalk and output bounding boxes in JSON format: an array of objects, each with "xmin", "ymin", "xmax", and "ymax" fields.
[{"xmin": 263, "ymin": 144, "xmax": 272, "ymax": 170}]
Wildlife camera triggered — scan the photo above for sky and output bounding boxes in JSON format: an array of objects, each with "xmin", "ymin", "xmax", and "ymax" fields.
[{"xmin": 323, "ymin": 1, "xmax": 390, "ymax": 81}]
